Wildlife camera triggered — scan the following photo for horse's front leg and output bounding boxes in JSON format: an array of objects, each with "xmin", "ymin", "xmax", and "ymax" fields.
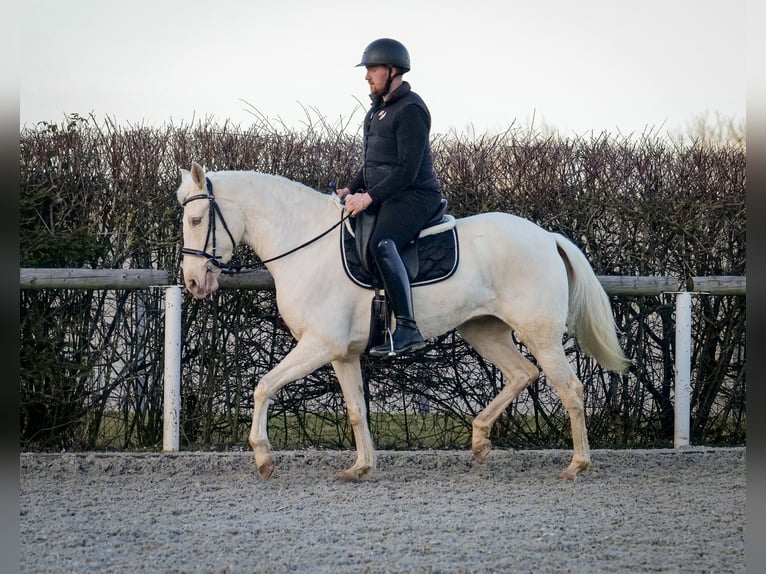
[
  {"xmin": 331, "ymin": 358, "xmax": 376, "ymax": 482},
  {"xmin": 249, "ymin": 337, "xmax": 333, "ymax": 479}
]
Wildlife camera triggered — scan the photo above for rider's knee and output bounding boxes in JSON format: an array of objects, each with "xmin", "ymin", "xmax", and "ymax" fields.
[{"xmin": 372, "ymin": 238, "xmax": 396, "ymax": 260}]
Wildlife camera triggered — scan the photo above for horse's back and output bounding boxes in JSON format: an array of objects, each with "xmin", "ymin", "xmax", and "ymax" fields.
[
  {"xmin": 455, "ymin": 211, "xmax": 558, "ymax": 256},
  {"xmin": 457, "ymin": 210, "xmax": 547, "ymax": 231},
  {"xmin": 422, "ymin": 211, "xmax": 565, "ymax": 294}
]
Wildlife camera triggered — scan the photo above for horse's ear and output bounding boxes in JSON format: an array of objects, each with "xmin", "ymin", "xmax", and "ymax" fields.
[
  {"xmin": 191, "ymin": 161, "xmax": 206, "ymax": 190},
  {"xmin": 177, "ymin": 168, "xmax": 192, "ymax": 204}
]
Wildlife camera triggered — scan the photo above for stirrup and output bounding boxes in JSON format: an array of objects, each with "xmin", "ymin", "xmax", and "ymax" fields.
[
  {"xmin": 369, "ymin": 327, "xmax": 397, "ymax": 357},
  {"xmin": 369, "ymin": 324, "xmax": 426, "ymax": 358}
]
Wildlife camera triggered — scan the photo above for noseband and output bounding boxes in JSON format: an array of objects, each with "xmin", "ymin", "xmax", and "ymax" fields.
[{"xmin": 180, "ymin": 177, "xmax": 237, "ymax": 271}]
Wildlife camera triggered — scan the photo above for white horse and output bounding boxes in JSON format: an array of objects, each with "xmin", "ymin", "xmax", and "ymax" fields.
[{"xmin": 177, "ymin": 161, "xmax": 629, "ymax": 481}]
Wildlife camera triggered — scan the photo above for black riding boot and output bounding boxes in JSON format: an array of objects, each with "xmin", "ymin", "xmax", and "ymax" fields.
[{"xmin": 369, "ymin": 239, "xmax": 426, "ymax": 357}]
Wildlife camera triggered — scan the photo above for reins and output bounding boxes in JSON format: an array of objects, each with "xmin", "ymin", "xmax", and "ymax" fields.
[
  {"xmin": 256, "ymin": 212, "xmax": 350, "ymax": 267},
  {"xmin": 181, "ymin": 177, "xmax": 351, "ymax": 275}
]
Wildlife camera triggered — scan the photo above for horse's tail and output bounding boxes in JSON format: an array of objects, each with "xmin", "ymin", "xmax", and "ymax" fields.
[{"xmin": 553, "ymin": 233, "xmax": 630, "ymax": 373}]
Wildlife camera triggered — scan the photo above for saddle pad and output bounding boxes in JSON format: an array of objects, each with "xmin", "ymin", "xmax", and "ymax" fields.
[{"xmin": 341, "ymin": 222, "xmax": 459, "ymax": 289}]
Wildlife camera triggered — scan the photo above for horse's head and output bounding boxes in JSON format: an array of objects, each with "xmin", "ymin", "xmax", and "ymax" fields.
[{"xmin": 176, "ymin": 162, "xmax": 243, "ymax": 299}]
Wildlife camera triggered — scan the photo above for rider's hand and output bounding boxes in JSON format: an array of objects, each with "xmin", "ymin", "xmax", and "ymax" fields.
[
  {"xmin": 344, "ymin": 192, "xmax": 373, "ymax": 216},
  {"xmin": 336, "ymin": 187, "xmax": 351, "ymax": 200}
]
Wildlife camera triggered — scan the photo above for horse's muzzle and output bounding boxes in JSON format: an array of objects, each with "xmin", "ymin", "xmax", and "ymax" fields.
[{"xmin": 183, "ymin": 265, "xmax": 220, "ymax": 299}]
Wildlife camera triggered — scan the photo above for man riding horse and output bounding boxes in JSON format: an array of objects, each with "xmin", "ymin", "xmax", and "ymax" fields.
[{"xmin": 339, "ymin": 38, "xmax": 444, "ymax": 357}]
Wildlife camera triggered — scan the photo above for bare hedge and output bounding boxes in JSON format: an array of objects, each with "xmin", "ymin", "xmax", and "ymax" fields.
[{"xmin": 19, "ymin": 114, "xmax": 745, "ymax": 451}]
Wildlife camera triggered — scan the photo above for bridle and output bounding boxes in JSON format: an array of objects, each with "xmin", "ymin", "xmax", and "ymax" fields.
[
  {"xmin": 180, "ymin": 178, "xmax": 238, "ymax": 272},
  {"xmin": 180, "ymin": 177, "xmax": 350, "ymax": 274}
]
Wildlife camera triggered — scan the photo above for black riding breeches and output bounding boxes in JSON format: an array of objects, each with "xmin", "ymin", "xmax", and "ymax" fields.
[{"xmin": 368, "ymin": 189, "xmax": 442, "ymax": 262}]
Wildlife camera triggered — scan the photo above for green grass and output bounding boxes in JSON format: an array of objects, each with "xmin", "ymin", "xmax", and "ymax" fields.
[
  {"xmin": 63, "ymin": 410, "xmax": 745, "ymax": 452},
  {"xmin": 76, "ymin": 411, "xmax": 474, "ymax": 451},
  {"xmin": 268, "ymin": 412, "xmax": 474, "ymax": 450}
]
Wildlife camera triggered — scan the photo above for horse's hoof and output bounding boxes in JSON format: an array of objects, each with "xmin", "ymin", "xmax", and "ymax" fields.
[
  {"xmin": 336, "ymin": 466, "xmax": 371, "ymax": 483},
  {"xmin": 472, "ymin": 439, "xmax": 492, "ymax": 463},
  {"xmin": 336, "ymin": 470, "xmax": 359, "ymax": 483},
  {"xmin": 256, "ymin": 454, "xmax": 275, "ymax": 479},
  {"xmin": 558, "ymin": 459, "xmax": 589, "ymax": 480}
]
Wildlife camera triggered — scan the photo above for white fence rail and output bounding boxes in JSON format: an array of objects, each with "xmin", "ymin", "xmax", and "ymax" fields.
[{"xmin": 20, "ymin": 269, "xmax": 746, "ymax": 451}]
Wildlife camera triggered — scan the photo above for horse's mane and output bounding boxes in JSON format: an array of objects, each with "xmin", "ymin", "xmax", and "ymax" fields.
[
  {"xmin": 205, "ymin": 170, "xmax": 344, "ymax": 235},
  {"xmin": 211, "ymin": 170, "xmax": 336, "ymax": 204}
]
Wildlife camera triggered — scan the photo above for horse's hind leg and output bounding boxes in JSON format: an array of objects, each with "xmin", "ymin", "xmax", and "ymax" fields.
[
  {"xmin": 331, "ymin": 358, "xmax": 376, "ymax": 482},
  {"xmin": 528, "ymin": 344, "xmax": 591, "ymax": 480},
  {"xmin": 457, "ymin": 317, "xmax": 539, "ymax": 463}
]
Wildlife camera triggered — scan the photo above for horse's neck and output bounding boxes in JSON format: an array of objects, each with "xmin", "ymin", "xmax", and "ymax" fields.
[{"xmin": 223, "ymin": 172, "xmax": 338, "ymax": 264}]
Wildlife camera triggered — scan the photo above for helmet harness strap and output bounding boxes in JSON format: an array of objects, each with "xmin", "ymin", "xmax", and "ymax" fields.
[{"xmin": 383, "ymin": 65, "xmax": 402, "ymax": 97}]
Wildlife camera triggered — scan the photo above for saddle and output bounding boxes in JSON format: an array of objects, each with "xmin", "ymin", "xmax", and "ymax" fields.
[
  {"xmin": 340, "ymin": 199, "xmax": 459, "ymax": 351},
  {"xmin": 341, "ymin": 199, "xmax": 459, "ymax": 288}
]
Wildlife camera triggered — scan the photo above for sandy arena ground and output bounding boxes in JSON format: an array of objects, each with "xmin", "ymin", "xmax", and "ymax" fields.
[{"xmin": 20, "ymin": 447, "xmax": 745, "ymax": 573}]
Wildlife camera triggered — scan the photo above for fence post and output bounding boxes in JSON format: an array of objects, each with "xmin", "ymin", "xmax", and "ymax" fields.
[
  {"xmin": 674, "ymin": 291, "xmax": 692, "ymax": 448},
  {"xmin": 163, "ymin": 286, "xmax": 183, "ymax": 451}
]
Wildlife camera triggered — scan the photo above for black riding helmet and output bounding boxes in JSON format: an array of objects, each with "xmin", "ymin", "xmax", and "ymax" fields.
[{"xmin": 356, "ymin": 38, "xmax": 410, "ymax": 72}]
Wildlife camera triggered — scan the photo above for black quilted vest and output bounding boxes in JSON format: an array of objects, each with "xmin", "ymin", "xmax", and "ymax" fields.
[{"xmin": 362, "ymin": 83, "xmax": 440, "ymax": 192}]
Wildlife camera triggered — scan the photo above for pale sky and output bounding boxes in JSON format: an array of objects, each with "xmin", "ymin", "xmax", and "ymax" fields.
[{"xmin": 19, "ymin": 0, "xmax": 746, "ymax": 138}]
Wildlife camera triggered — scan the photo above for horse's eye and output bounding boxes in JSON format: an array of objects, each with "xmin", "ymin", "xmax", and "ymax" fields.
[{"xmin": 190, "ymin": 217, "xmax": 203, "ymax": 227}]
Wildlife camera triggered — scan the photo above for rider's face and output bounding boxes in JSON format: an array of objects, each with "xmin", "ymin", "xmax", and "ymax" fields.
[{"xmin": 365, "ymin": 65, "xmax": 391, "ymax": 96}]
